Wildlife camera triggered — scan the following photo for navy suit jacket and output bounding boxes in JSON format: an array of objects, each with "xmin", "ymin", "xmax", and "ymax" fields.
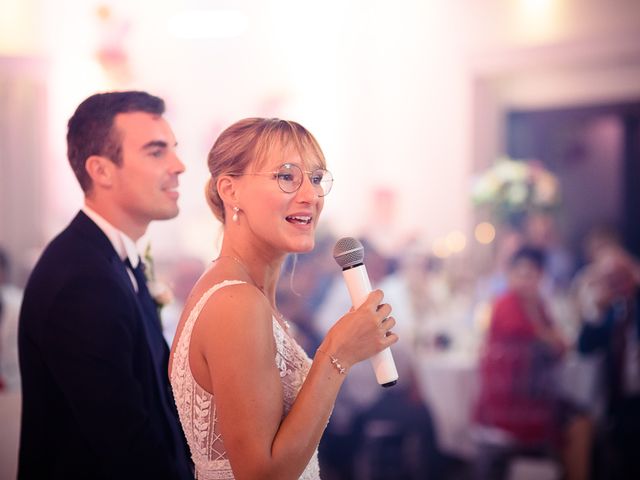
[{"xmin": 18, "ymin": 212, "xmax": 193, "ymax": 479}]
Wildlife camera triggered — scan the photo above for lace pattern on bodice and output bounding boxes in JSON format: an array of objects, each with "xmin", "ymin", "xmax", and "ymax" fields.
[{"xmin": 170, "ymin": 280, "xmax": 321, "ymax": 479}]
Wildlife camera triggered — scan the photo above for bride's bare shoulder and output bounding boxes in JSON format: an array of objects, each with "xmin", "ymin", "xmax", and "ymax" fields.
[{"xmin": 192, "ymin": 272, "xmax": 269, "ymax": 325}]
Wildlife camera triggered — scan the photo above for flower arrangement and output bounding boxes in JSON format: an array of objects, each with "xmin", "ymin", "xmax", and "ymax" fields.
[
  {"xmin": 142, "ymin": 243, "xmax": 174, "ymax": 310},
  {"xmin": 471, "ymin": 157, "xmax": 560, "ymax": 226}
]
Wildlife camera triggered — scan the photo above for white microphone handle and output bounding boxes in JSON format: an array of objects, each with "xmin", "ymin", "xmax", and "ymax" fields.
[{"xmin": 341, "ymin": 266, "xmax": 399, "ymax": 386}]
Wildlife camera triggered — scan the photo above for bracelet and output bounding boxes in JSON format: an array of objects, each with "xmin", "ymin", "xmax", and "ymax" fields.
[{"xmin": 316, "ymin": 348, "xmax": 347, "ymax": 375}]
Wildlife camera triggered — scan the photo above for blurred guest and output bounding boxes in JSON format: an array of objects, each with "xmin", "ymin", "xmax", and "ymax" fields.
[
  {"xmin": 0, "ymin": 247, "xmax": 23, "ymax": 391},
  {"xmin": 580, "ymin": 224, "xmax": 624, "ymax": 267},
  {"xmin": 577, "ymin": 247, "xmax": 640, "ymax": 479},
  {"xmin": 523, "ymin": 212, "xmax": 575, "ymax": 294},
  {"xmin": 570, "ymin": 226, "xmax": 637, "ymax": 344},
  {"xmin": 475, "ymin": 227, "xmax": 525, "ymax": 305},
  {"xmin": 18, "ymin": 91, "xmax": 192, "ymax": 479},
  {"xmin": 360, "ymin": 187, "xmax": 405, "ymax": 256},
  {"xmin": 474, "ymin": 246, "xmax": 592, "ymax": 480}
]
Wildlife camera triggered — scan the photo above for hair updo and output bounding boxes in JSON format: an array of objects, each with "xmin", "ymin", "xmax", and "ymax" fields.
[{"xmin": 205, "ymin": 117, "xmax": 326, "ymax": 223}]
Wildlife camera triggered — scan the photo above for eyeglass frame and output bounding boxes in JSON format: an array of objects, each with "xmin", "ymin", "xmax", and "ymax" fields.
[{"xmin": 228, "ymin": 162, "xmax": 334, "ymax": 197}]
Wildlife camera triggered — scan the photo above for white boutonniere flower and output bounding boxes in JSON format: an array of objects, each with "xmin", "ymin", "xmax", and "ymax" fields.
[{"xmin": 142, "ymin": 243, "xmax": 174, "ymax": 309}]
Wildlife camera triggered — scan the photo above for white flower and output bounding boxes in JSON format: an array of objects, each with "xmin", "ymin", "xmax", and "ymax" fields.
[
  {"xmin": 505, "ymin": 182, "xmax": 529, "ymax": 206},
  {"xmin": 471, "ymin": 172, "xmax": 500, "ymax": 202},
  {"xmin": 142, "ymin": 242, "xmax": 174, "ymax": 309},
  {"xmin": 471, "ymin": 157, "xmax": 560, "ymax": 218},
  {"xmin": 147, "ymin": 280, "xmax": 174, "ymax": 306},
  {"xmin": 493, "ymin": 158, "xmax": 528, "ymax": 183}
]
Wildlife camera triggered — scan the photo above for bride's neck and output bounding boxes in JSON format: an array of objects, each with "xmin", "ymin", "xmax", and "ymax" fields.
[{"xmin": 218, "ymin": 250, "xmax": 282, "ymax": 301}]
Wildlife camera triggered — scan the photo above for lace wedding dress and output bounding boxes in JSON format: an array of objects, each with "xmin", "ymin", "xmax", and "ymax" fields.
[{"xmin": 170, "ymin": 280, "xmax": 321, "ymax": 479}]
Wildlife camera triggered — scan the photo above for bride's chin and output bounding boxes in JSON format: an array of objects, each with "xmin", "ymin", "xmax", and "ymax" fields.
[{"xmin": 289, "ymin": 239, "xmax": 315, "ymax": 253}]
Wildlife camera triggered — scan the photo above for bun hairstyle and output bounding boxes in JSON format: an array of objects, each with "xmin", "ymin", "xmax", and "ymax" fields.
[{"xmin": 205, "ymin": 117, "xmax": 326, "ymax": 223}]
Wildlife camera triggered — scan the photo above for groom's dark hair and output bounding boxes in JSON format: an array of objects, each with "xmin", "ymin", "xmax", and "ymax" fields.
[{"xmin": 67, "ymin": 91, "xmax": 165, "ymax": 192}]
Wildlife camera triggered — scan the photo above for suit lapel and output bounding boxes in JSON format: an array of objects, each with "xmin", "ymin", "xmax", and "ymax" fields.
[{"xmin": 69, "ymin": 211, "xmax": 167, "ymax": 345}]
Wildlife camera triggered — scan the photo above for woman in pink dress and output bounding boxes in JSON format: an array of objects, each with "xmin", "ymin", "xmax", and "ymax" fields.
[{"xmin": 474, "ymin": 246, "xmax": 592, "ymax": 480}]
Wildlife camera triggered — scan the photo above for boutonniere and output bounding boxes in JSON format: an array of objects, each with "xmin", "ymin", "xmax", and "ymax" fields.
[{"xmin": 142, "ymin": 243, "xmax": 174, "ymax": 310}]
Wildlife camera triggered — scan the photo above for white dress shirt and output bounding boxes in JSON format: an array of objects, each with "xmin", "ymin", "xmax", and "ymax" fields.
[{"xmin": 82, "ymin": 204, "xmax": 142, "ymax": 292}]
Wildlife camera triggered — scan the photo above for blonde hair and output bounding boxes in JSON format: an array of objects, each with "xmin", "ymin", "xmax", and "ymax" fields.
[{"xmin": 205, "ymin": 118, "xmax": 326, "ymax": 223}]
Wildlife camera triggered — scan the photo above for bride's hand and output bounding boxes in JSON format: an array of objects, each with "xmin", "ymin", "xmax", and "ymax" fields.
[{"xmin": 320, "ymin": 289, "xmax": 398, "ymax": 370}]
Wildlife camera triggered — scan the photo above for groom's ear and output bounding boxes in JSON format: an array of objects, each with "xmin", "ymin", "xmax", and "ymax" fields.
[{"xmin": 85, "ymin": 155, "xmax": 116, "ymax": 189}]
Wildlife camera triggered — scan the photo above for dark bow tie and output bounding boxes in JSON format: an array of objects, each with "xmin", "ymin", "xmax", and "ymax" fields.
[
  {"xmin": 124, "ymin": 256, "xmax": 163, "ymax": 331},
  {"xmin": 125, "ymin": 257, "xmax": 146, "ymax": 293}
]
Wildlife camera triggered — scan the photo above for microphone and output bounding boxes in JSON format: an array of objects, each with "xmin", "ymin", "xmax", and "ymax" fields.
[{"xmin": 333, "ymin": 237, "xmax": 398, "ymax": 387}]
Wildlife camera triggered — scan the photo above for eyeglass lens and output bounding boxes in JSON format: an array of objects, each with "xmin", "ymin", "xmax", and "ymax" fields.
[{"xmin": 276, "ymin": 164, "xmax": 333, "ymax": 196}]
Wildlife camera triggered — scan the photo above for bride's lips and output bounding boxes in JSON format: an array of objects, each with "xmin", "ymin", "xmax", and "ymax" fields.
[{"xmin": 285, "ymin": 214, "xmax": 313, "ymax": 225}]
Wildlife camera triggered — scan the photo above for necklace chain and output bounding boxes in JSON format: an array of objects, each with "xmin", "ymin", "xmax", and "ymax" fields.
[{"xmin": 214, "ymin": 255, "xmax": 290, "ymax": 329}]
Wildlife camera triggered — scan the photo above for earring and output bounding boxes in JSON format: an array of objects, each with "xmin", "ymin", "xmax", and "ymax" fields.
[{"xmin": 232, "ymin": 206, "xmax": 239, "ymax": 223}]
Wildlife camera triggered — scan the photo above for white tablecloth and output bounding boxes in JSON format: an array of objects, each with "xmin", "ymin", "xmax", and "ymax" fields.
[{"xmin": 413, "ymin": 350, "xmax": 479, "ymax": 459}]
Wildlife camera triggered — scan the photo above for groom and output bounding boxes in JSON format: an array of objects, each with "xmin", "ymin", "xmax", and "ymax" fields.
[{"xmin": 18, "ymin": 91, "xmax": 193, "ymax": 479}]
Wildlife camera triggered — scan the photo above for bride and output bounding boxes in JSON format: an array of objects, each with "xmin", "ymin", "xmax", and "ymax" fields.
[{"xmin": 169, "ymin": 118, "xmax": 398, "ymax": 479}]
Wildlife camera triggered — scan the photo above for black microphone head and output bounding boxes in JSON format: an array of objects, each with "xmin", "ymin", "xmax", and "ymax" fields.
[{"xmin": 333, "ymin": 237, "xmax": 365, "ymax": 269}]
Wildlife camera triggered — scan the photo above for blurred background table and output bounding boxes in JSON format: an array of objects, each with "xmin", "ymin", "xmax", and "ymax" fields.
[{"xmin": 413, "ymin": 349, "xmax": 479, "ymax": 460}]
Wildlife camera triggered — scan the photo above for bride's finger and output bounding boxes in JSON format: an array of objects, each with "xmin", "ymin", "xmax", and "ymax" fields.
[
  {"xmin": 375, "ymin": 303, "xmax": 392, "ymax": 319},
  {"xmin": 381, "ymin": 316, "xmax": 396, "ymax": 329},
  {"xmin": 383, "ymin": 331, "xmax": 399, "ymax": 345}
]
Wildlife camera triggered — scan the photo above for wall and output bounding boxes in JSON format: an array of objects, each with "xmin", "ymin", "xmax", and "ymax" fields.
[{"xmin": 1, "ymin": 0, "xmax": 639, "ymax": 270}]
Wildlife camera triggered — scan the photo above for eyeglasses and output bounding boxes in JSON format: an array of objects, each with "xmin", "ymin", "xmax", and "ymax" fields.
[{"xmin": 233, "ymin": 163, "xmax": 334, "ymax": 197}]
